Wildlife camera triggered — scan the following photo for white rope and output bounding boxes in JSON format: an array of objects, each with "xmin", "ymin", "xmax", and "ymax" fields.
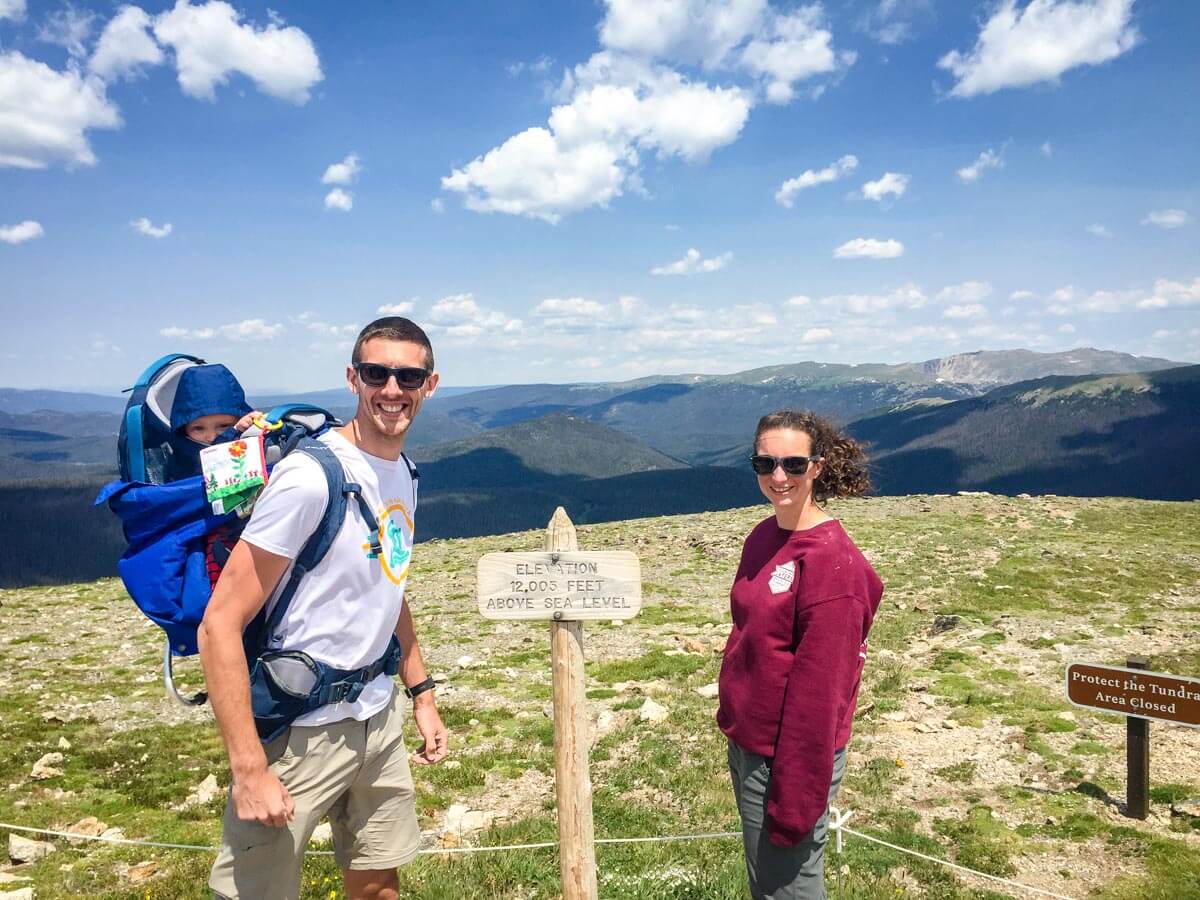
[
  {"xmin": 832, "ymin": 820, "xmax": 1078, "ymax": 900},
  {"xmin": 0, "ymin": 817, "xmax": 1080, "ymax": 896}
]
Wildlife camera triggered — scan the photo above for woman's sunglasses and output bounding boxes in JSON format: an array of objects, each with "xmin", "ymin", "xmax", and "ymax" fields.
[
  {"xmin": 353, "ymin": 363, "xmax": 430, "ymax": 389},
  {"xmin": 749, "ymin": 454, "xmax": 823, "ymax": 476}
]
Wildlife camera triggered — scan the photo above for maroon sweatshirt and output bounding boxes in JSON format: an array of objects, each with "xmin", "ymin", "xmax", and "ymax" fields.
[{"xmin": 718, "ymin": 517, "xmax": 883, "ymax": 847}]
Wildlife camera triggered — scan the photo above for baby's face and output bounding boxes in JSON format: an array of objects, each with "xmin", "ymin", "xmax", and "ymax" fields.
[{"xmin": 184, "ymin": 413, "xmax": 239, "ymax": 445}]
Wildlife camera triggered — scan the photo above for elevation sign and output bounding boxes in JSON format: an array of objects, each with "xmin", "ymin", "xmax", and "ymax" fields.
[
  {"xmin": 1066, "ymin": 662, "xmax": 1200, "ymax": 728},
  {"xmin": 477, "ymin": 550, "xmax": 642, "ymax": 621}
]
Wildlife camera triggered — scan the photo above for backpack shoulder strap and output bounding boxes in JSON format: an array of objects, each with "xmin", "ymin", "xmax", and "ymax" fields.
[{"xmin": 261, "ymin": 439, "xmax": 380, "ymax": 642}]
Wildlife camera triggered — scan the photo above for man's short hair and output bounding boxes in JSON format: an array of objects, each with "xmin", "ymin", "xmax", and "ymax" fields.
[{"xmin": 352, "ymin": 317, "xmax": 435, "ymax": 370}]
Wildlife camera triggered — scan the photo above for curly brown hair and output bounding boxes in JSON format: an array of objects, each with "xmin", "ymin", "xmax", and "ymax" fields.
[{"xmin": 753, "ymin": 409, "xmax": 871, "ymax": 502}]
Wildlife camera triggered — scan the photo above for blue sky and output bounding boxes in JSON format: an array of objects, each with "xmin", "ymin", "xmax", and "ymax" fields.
[{"xmin": 1, "ymin": 0, "xmax": 1197, "ymax": 393}]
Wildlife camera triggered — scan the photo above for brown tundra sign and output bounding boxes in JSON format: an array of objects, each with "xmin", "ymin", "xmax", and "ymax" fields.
[{"xmin": 1066, "ymin": 662, "xmax": 1200, "ymax": 728}]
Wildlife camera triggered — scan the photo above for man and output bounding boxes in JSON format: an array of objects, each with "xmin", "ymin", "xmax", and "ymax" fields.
[{"xmin": 200, "ymin": 317, "xmax": 448, "ymax": 900}]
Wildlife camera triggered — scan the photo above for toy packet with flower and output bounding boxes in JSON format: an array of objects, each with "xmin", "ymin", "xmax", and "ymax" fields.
[{"xmin": 200, "ymin": 434, "xmax": 268, "ymax": 516}]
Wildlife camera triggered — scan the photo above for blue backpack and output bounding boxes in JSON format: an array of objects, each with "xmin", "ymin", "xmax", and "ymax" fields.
[{"xmin": 98, "ymin": 354, "xmax": 413, "ymax": 740}]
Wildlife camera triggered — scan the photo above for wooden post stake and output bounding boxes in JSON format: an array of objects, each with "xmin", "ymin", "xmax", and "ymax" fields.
[
  {"xmin": 546, "ymin": 507, "xmax": 598, "ymax": 900},
  {"xmin": 1125, "ymin": 655, "xmax": 1150, "ymax": 819}
]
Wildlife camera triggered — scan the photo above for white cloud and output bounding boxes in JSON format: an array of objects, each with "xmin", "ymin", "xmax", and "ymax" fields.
[
  {"xmin": 0, "ymin": 220, "xmax": 44, "ymax": 244},
  {"xmin": 1137, "ymin": 277, "xmax": 1200, "ymax": 310},
  {"xmin": 377, "ymin": 301, "xmax": 415, "ymax": 315},
  {"xmin": 153, "ymin": 0, "xmax": 322, "ymax": 104},
  {"xmin": 1141, "ymin": 209, "xmax": 1190, "ymax": 229},
  {"xmin": 737, "ymin": 6, "xmax": 855, "ymax": 104},
  {"xmin": 1041, "ymin": 140, "xmax": 1053, "ymax": 157},
  {"xmin": 786, "ymin": 294, "xmax": 811, "ymax": 307},
  {"xmin": 944, "ymin": 303, "xmax": 987, "ymax": 320},
  {"xmin": 820, "ymin": 283, "xmax": 926, "ymax": 312},
  {"xmin": 305, "ymin": 321, "xmax": 358, "ymax": 338},
  {"xmin": 801, "ymin": 327, "xmax": 833, "ymax": 342},
  {"xmin": 1009, "ymin": 289, "xmax": 1035, "ymax": 300},
  {"xmin": 90, "ymin": 6, "xmax": 165, "ymax": 82},
  {"xmin": 160, "ymin": 320, "xmax": 281, "ymax": 341},
  {"xmin": 861, "ymin": 171, "xmax": 908, "ymax": 202},
  {"xmin": 858, "ymin": 0, "xmax": 934, "ymax": 45},
  {"xmin": 443, "ymin": 55, "xmax": 751, "ymax": 223},
  {"xmin": 0, "ymin": 51, "xmax": 121, "ymax": 169},
  {"xmin": 936, "ymin": 281, "xmax": 992, "ymax": 304},
  {"xmin": 833, "ymin": 237, "xmax": 904, "ymax": 259},
  {"xmin": 775, "ymin": 154, "xmax": 857, "ymax": 207},
  {"xmin": 321, "ymin": 153, "xmax": 361, "ymax": 185},
  {"xmin": 221, "ymin": 318, "xmax": 283, "ymax": 341},
  {"xmin": 1085, "ymin": 222, "xmax": 1112, "ymax": 238},
  {"xmin": 532, "ymin": 296, "xmax": 615, "ymax": 331},
  {"xmin": 427, "ymin": 292, "xmax": 522, "ymax": 339},
  {"xmin": 650, "ymin": 247, "xmax": 732, "ymax": 275},
  {"xmin": 957, "ymin": 147, "xmax": 1003, "ymax": 183},
  {"xmin": 599, "ymin": 0, "xmax": 853, "ymax": 102},
  {"xmin": 324, "ymin": 188, "xmax": 353, "ymax": 212},
  {"xmin": 38, "ymin": 6, "xmax": 97, "ymax": 59},
  {"xmin": 0, "ymin": 0, "xmax": 26, "ymax": 22},
  {"xmin": 1059, "ymin": 323, "xmax": 1076, "ymax": 333},
  {"xmin": 160, "ymin": 325, "xmax": 214, "ymax": 339},
  {"xmin": 444, "ymin": 4, "xmax": 854, "ymax": 222},
  {"xmin": 938, "ymin": 0, "xmax": 1138, "ymax": 98},
  {"xmin": 430, "ymin": 198, "xmax": 445, "ymax": 214},
  {"xmin": 131, "ymin": 217, "xmax": 172, "ymax": 238}
]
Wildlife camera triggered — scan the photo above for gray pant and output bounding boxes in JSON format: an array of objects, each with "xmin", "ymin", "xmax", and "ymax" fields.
[{"xmin": 728, "ymin": 740, "xmax": 846, "ymax": 900}]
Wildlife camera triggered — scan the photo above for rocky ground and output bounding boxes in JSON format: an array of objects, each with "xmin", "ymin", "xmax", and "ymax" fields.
[{"xmin": 1, "ymin": 494, "xmax": 1198, "ymax": 899}]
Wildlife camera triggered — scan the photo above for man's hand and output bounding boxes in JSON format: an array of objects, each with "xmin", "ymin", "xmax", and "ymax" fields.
[
  {"xmin": 232, "ymin": 766, "xmax": 295, "ymax": 827},
  {"xmin": 411, "ymin": 698, "xmax": 449, "ymax": 765}
]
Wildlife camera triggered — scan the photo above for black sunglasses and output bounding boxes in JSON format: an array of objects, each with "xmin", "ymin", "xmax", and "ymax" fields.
[
  {"xmin": 353, "ymin": 363, "xmax": 430, "ymax": 389},
  {"xmin": 749, "ymin": 454, "xmax": 823, "ymax": 476}
]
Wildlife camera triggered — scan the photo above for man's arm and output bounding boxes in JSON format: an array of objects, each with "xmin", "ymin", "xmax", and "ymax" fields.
[
  {"xmin": 198, "ymin": 540, "xmax": 294, "ymax": 827},
  {"xmin": 395, "ymin": 601, "xmax": 448, "ymax": 764}
]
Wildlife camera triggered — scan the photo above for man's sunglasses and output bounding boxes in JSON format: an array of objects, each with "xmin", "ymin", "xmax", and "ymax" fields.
[
  {"xmin": 353, "ymin": 363, "xmax": 430, "ymax": 389},
  {"xmin": 749, "ymin": 454, "xmax": 823, "ymax": 476}
]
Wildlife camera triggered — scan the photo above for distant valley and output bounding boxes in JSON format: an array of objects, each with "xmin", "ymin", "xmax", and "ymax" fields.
[{"xmin": 1, "ymin": 347, "xmax": 1195, "ymax": 586}]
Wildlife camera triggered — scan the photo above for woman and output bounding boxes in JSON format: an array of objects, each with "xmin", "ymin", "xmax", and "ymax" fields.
[{"xmin": 718, "ymin": 409, "xmax": 883, "ymax": 900}]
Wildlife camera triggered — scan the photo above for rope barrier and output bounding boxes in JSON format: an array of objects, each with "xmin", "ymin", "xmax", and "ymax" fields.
[{"xmin": 0, "ymin": 815, "xmax": 1080, "ymax": 897}]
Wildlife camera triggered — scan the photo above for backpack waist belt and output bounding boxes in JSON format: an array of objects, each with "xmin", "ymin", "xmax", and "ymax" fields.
[{"xmin": 249, "ymin": 635, "xmax": 403, "ymax": 743}]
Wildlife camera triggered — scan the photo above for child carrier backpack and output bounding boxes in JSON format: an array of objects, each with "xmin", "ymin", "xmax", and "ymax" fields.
[{"xmin": 97, "ymin": 355, "xmax": 417, "ymax": 740}]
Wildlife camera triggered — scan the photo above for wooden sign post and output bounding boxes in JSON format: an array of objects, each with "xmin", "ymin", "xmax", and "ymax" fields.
[
  {"xmin": 477, "ymin": 508, "xmax": 642, "ymax": 900},
  {"xmin": 1065, "ymin": 659, "xmax": 1200, "ymax": 819}
]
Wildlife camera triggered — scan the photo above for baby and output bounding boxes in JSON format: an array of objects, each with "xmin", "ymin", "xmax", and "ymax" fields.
[{"xmin": 166, "ymin": 363, "xmax": 261, "ymax": 481}]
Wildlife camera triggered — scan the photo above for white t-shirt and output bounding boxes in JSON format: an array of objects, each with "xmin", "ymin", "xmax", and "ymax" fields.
[{"xmin": 240, "ymin": 430, "xmax": 417, "ymax": 726}]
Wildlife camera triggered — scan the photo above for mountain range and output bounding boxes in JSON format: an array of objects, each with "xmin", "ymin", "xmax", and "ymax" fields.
[{"xmin": 1, "ymin": 347, "xmax": 1195, "ymax": 586}]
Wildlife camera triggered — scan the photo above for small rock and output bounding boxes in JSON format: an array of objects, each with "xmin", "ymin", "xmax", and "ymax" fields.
[
  {"xmin": 309, "ymin": 822, "xmax": 333, "ymax": 845},
  {"xmin": 931, "ymin": 615, "xmax": 960, "ymax": 635},
  {"xmin": 854, "ymin": 701, "xmax": 875, "ymax": 718},
  {"xmin": 65, "ymin": 816, "xmax": 108, "ymax": 844},
  {"xmin": 1056, "ymin": 711, "xmax": 1076, "ymax": 722},
  {"xmin": 914, "ymin": 721, "xmax": 938, "ymax": 734},
  {"xmin": 431, "ymin": 672, "xmax": 449, "ymax": 683},
  {"xmin": 919, "ymin": 694, "xmax": 937, "ymax": 708},
  {"xmin": 30, "ymin": 752, "xmax": 65, "ymax": 780},
  {"xmin": 57, "ymin": 737, "xmax": 71, "ymax": 751},
  {"xmin": 468, "ymin": 718, "xmax": 480, "ymax": 727},
  {"xmin": 443, "ymin": 803, "xmax": 470, "ymax": 833},
  {"xmin": 439, "ymin": 830, "xmax": 462, "ymax": 849},
  {"xmin": 0, "ymin": 887, "xmax": 33, "ymax": 900},
  {"xmin": 882, "ymin": 711, "xmax": 907, "ymax": 722},
  {"xmin": 1171, "ymin": 799, "xmax": 1200, "ymax": 819},
  {"xmin": 0, "ymin": 874, "xmax": 32, "ymax": 885},
  {"xmin": 443, "ymin": 760, "xmax": 462, "ymax": 770},
  {"xmin": 99, "ymin": 827, "xmax": 125, "ymax": 842},
  {"xmin": 455, "ymin": 655, "xmax": 482, "ymax": 669},
  {"xmin": 175, "ymin": 773, "xmax": 220, "ymax": 810},
  {"xmin": 681, "ymin": 638, "xmax": 708, "ymax": 655},
  {"xmin": 9, "ymin": 833, "xmax": 55, "ymax": 864},
  {"xmin": 594, "ymin": 710, "xmax": 617, "ymax": 739},
  {"xmin": 461, "ymin": 810, "xmax": 495, "ymax": 831},
  {"xmin": 638, "ymin": 698, "xmax": 669, "ymax": 723},
  {"xmin": 126, "ymin": 861, "xmax": 157, "ymax": 883},
  {"xmin": 694, "ymin": 683, "xmax": 719, "ymax": 699}
]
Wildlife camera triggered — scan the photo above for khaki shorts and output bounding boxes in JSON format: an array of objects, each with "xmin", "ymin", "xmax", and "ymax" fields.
[{"xmin": 209, "ymin": 688, "xmax": 421, "ymax": 900}]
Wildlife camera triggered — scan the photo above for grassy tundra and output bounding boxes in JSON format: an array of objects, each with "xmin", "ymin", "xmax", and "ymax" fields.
[{"xmin": 1, "ymin": 495, "xmax": 1198, "ymax": 898}]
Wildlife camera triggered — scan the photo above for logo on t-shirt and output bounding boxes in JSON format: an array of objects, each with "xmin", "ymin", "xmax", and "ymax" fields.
[
  {"xmin": 362, "ymin": 499, "xmax": 414, "ymax": 586},
  {"xmin": 768, "ymin": 561, "xmax": 795, "ymax": 594}
]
